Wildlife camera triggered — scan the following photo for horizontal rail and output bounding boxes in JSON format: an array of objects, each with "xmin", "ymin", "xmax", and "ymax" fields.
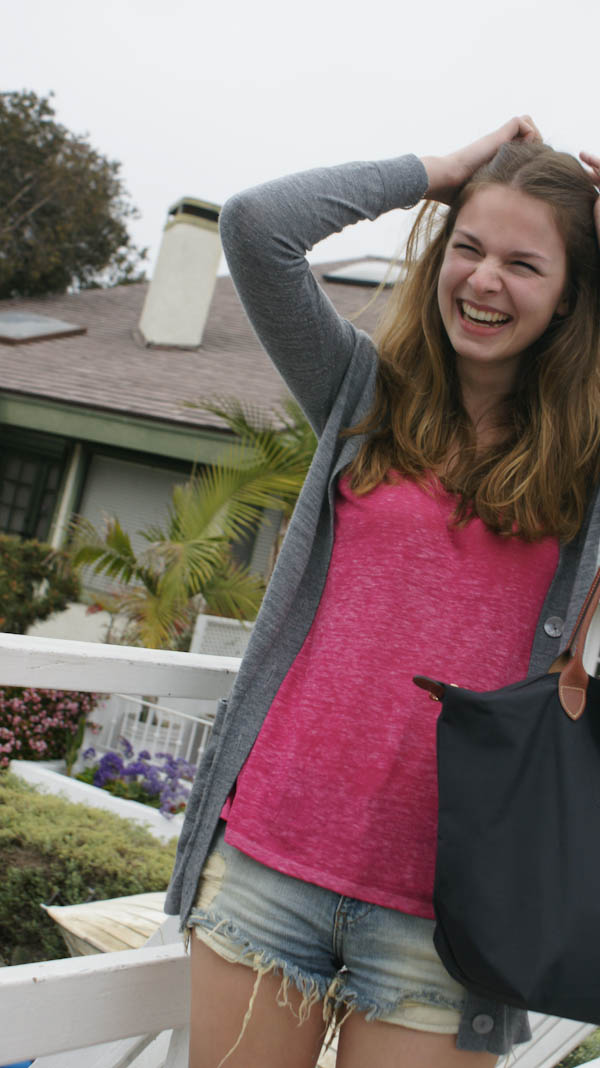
[
  {"xmin": 0, "ymin": 633, "xmax": 241, "ymax": 697},
  {"xmin": 85, "ymin": 697, "xmax": 213, "ymax": 770},
  {"xmin": 113, "ymin": 692, "xmax": 214, "ymax": 726},
  {"xmin": 89, "ymin": 693, "xmax": 215, "ymax": 764},
  {"xmin": 0, "ymin": 942, "xmax": 189, "ymax": 1062}
]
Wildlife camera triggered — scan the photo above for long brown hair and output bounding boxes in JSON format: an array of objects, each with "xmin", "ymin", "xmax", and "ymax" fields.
[{"xmin": 345, "ymin": 142, "xmax": 600, "ymax": 540}]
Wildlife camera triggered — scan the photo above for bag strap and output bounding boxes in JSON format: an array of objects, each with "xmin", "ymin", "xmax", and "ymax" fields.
[{"xmin": 558, "ymin": 565, "xmax": 600, "ymax": 720}]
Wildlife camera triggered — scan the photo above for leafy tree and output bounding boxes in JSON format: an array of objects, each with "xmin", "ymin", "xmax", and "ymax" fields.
[
  {"xmin": 0, "ymin": 90, "xmax": 146, "ymax": 297},
  {"xmin": 0, "ymin": 534, "xmax": 80, "ymax": 634},
  {"xmin": 69, "ymin": 398, "xmax": 317, "ymax": 650}
]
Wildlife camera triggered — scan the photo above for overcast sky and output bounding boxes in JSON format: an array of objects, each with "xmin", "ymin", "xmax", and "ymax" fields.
[{"xmin": 3, "ymin": 0, "xmax": 599, "ymax": 275}]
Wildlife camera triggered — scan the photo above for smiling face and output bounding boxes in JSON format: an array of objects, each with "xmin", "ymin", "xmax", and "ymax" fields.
[{"xmin": 437, "ymin": 185, "xmax": 569, "ymax": 390}]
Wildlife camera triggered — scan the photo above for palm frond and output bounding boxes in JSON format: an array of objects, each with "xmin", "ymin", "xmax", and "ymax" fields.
[
  {"xmin": 190, "ymin": 438, "xmax": 310, "ymax": 529},
  {"xmin": 140, "ymin": 522, "xmax": 168, "ymax": 544},
  {"xmin": 192, "ymin": 397, "xmax": 316, "ymax": 478},
  {"xmin": 195, "ymin": 397, "xmax": 275, "ymax": 439},
  {"xmin": 167, "ymin": 468, "xmax": 262, "ymax": 544},
  {"xmin": 69, "ymin": 516, "xmax": 143, "ymax": 585},
  {"xmin": 116, "ymin": 582, "xmax": 191, "ymax": 650},
  {"xmin": 202, "ymin": 559, "xmax": 265, "ymax": 621},
  {"xmin": 151, "ymin": 536, "xmax": 229, "ymax": 601}
]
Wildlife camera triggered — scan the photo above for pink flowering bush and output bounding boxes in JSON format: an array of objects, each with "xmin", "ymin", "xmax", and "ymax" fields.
[{"xmin": 0, "ymin": 688, "xmax": 98, "ymax": 768}]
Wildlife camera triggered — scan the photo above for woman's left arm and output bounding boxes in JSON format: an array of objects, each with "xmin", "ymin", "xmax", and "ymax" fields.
[{"xmin": 219, "ymin": 156, "xmax": 428, "ymax": 436}]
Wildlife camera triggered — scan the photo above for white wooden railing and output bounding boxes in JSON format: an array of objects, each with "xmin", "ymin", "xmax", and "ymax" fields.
[
  {"xmin": 0, "ymin": 633, "xmax": 240, "ymax": 1068},
  {"xmin": 86, "ymin": 692, "xmax": 215, "ymax": 766},
  {"xmin": 0, "ymin": 631, "xmax": 598, "ymax": 1068}
]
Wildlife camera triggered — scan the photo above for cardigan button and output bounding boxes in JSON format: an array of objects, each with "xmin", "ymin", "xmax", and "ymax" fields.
[
  {"xmin": 471, "ymin": 1014, "xmax": 494, "ymax": 1034},
  {"xmin": 544, "ymin": 616, "xmax": 564, "ymax": 638}
]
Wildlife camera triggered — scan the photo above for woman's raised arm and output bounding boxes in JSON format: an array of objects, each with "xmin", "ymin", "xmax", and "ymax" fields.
[{"xmin": 219, "ymin": 155, "xmax": 427, "ymax": 435}]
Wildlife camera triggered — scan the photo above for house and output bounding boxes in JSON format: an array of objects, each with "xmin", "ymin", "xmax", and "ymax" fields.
[{"xmin": 0, "ymin": 196, "xmax": 394, "ymax": 639}]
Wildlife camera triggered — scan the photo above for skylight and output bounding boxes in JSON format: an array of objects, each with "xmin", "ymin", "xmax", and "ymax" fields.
[
  {"xmin": 323, "ymin": 260, "xmax": 405, "ymax": 288},
  {"xmin": 0, "ymin": 311, "xmax": 86, "ymax": 345}
]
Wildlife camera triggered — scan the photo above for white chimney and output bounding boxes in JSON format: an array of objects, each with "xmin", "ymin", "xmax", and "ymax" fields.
[{"xmin": 139, "ymin": 197, "xmax": 221, "ymax": 348}]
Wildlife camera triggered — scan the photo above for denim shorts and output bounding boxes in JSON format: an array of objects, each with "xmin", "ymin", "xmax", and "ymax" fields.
[{"xmin": 187, "ymin": 822, "xmax": 466, "ymax": 1034}]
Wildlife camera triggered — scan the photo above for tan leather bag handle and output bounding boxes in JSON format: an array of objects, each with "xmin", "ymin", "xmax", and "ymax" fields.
[{"xmin": 558, "ymin": 566, "xmax": 600, "ymax": 720}]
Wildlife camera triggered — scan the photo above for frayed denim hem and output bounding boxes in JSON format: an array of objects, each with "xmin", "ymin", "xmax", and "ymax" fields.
[
  {"xmin": 186, "ymin": 906, "xmax": 465, "ymax": 1066},
  {"xmin": 336, "ymin": 983, "xmax": 465, "ymax": 1024},
  {"xmin": 187, "ymin": 907, "xmax": 342, "ymax": 1066}
]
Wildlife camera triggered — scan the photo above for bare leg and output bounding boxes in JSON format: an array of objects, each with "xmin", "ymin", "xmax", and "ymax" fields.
[
  {"xmin": 336, "ymin": 1012, "xmax": 498, "ymax": 1068},
  {"xmin": 189, "ymin": 936, "xmax": 328, "ymax": 1068}
]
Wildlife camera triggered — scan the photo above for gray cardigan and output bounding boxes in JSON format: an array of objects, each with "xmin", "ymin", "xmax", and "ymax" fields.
[{"xmin": 165, "ymin": 153, "xmax": 600, "ymax": 1053}]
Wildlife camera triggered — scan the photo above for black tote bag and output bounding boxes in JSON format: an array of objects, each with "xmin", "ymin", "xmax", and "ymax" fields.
[{"xmin": 414, "ymin": 567, "xmax": 600, "ymax": 1024}]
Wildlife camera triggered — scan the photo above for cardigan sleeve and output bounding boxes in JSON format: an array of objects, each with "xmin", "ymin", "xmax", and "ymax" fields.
[{"xmin": 218, "ymin": 155, "xmax": 428, "ymax": 436}]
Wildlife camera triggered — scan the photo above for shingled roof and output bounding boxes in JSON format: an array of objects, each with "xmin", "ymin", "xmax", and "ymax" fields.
[{"xmin": 0, "ymin": 264, "xmax": 390, "ymax": 433}]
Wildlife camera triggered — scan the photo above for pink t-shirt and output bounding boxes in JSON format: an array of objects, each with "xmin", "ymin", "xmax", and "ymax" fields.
[{"xmin": 224, "ymin": 473, "xmax": 559, "ymax": 918}]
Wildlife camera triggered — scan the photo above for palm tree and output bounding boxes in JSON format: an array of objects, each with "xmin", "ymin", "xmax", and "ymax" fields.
[
  {"xmin": 69, "ymin": 398, "xmax": 316, "ymax": 649},
  {"xmin": 196, "ymin": 396, "xmax": 317, "ymax": 577}
]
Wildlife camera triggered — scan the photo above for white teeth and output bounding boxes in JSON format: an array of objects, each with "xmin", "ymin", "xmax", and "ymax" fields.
[{"xmin": 461, "ymin": 300, "xmax": 510, "ymax": 325}]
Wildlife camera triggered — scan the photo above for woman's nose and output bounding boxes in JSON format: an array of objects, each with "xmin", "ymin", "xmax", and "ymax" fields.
[{"xmin": 469, "ymin": 258, "xmax": 502, "ymax": 293}]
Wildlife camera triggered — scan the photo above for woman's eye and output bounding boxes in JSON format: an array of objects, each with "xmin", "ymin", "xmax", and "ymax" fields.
[
  {"xmin": 513, "ymin": 260, "xmax": 538, "ymax": 273},
  {"xmin": 453, "ymin": 243, "xmax": 479, "ymax": 255}
]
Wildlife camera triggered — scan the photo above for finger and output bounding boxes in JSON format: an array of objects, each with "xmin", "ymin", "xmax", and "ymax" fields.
[
  {"xmin": 580, "ymin": 168, "xmax": 600, "ymax": 190},
  {"xmin": 516, "ymin": 114, "xmax": 543, "ymax": 143},
  {"xmin": 496, "ymin": 116, "xmax": 525, "ymax": 141},
  {"xmin": 579, "ymin": 152, "xmax": 600, "ymax": 187},
  {"xmin": 580, "ymin": 150, "xmax": 600, "ymax": 171},
  {"xmin": 483, "ymin": 116, "xmax": 535, "ymax": 155}
]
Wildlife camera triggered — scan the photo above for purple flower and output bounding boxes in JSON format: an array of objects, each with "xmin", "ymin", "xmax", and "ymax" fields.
[
  {"xmin": 94, "ymin": 751, "xmax": 125, "ymax": 787},
  {"xmin": 159, "ymin": 778, "xmax": 191, "ymax": 816},
  {"xmin": 123, "ymin": 758, "xmax": 150, "ymax": 779},
  {"xmin": 73, "ymin": 740, "xmax": 197, "ymax": 816},
  {"xmin": 118, "ymin": 736, "xmax": 134, "ymax": 760}
]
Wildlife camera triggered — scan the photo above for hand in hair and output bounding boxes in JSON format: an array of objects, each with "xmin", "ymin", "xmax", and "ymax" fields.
[
  {"xmin": 579, "ymin": 150, "xmax": 600, "ymax": 244},
  {"xmin": 421, "ymin": 115, "xmax": 542, "ymax": 205}
]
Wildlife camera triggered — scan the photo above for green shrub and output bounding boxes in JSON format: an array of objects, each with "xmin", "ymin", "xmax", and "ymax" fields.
[
  {"xmin": 556, "ymin": 1030, "xmax": 600, "ymax": 1068},
  {"xmin": 0, "ymin": 772, "xmax": 177, "ymax": 965},
  {"xmin": 0, "ymin": 533, "xmax": 79, "ymax": 634}
]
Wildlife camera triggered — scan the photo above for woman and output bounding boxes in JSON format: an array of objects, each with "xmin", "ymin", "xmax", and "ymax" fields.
[{"xmin": 165, "ymin": 118, "xmax": 600, "ymax": 1068}]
